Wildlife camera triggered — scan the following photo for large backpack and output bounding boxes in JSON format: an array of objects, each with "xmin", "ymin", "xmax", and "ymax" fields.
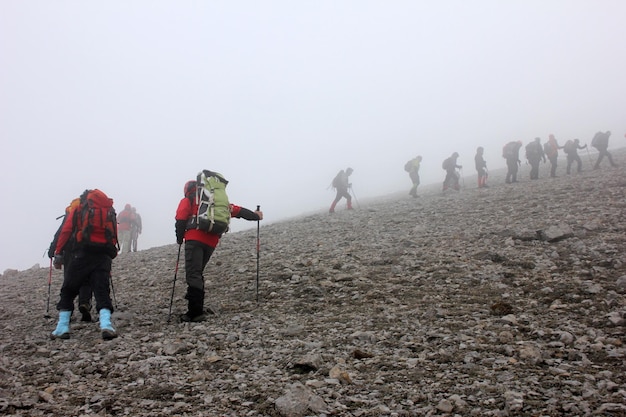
[
  {"xmin": 502, "ymin": 142, "xmax": 516, "ymax": 159},
  {"xmin": 187, "ymin": 170, "xmax": 231, "ymax": 235},
  {"xmin": 591, "ymin": 132, "xmax": 608, "ymax": 149},
  {"xmin": 73, "ymin": 189, "xmax": 119, "ymax": 259},
  {"xmin": 404, "ymin": 160, "xmax": 412, "ymax": 172},
  {"xmin": 331, "ymin": 170, "xmax": 343, "ymax": 188},
  {"xmin": 563, "ymin": 140, "xmax": 575, "ymax": 154}
]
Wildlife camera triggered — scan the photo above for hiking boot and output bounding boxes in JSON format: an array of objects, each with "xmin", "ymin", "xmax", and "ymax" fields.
[
  {"xmin": 99, "ymin": 309, "xmax": 118, "ymax": 340},
  {"xmin": 78, "ymin": 304, "xmax": 92, "ymax": 322},
  {"xmin": 180, "ymin": 312, "xmax": 209, "ymax": 323},
  {"xmin": 50, "ymin": 310, "xmax": 71, "ymax": 340}
]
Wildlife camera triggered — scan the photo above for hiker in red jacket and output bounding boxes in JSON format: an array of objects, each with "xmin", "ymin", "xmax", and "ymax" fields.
[
  {"xmin": 117, "ymin": 204, "xmax": 133, "ymax": 253},
  {"xmin": 175, "ymin": 179, "xmax": 263, "ymax": 323},
  {"xmin": 50, "ymin": 189, "xmax": 118, "ymax": 341}
]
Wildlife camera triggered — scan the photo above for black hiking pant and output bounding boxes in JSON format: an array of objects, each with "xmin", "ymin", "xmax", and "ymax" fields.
[
  {"xmin": 566, "ymin": 154, "xmax": 582, "ymax": 174},
  {"xmin": 56, "ymin": 250, "xmax": 114, "ymax": 313},
  {"xmin": 594, "ymin": 148, "xmax": 616, "ymax": 168},
  {"xmin": 184, "ymin": 240, "xmax": 215, "ymax": 316},
  {"xmin": 505, "ymin": 158, "xmax": 519, "ymax": 183},
  {"xmin": 548, "ymin": 155, "xmax": 558, "ymax": 177}
]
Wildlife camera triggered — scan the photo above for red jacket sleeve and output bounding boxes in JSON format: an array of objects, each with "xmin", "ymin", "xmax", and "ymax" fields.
[{"xmin": 55, "ymin": 207, "xmax": 76, "ymax": 255}]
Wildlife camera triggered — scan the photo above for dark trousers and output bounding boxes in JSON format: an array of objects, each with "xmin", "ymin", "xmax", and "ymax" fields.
[
  {"xmin": 548, "ymin": 156, "xmax": 558, "ymax": 177},
  {"xmin": 505, "ymin": 158, "xmax": 519, "ymax": 183},
  {"xmin": 184, "ymin": 240, "xmax": 215, "ymax": 315},
  {"xmin": 57, "ymin": 251, "xmax": 113, "ymax": 313},
  {"xmin": 594, "ymin": 149, "xmax": 616, "ymax": 168},
  {"xmin": 566, "ymin": 154, "xmax": 582, "ymax": 174},
  {"xmin": 529, "ymin": 159, "xmax": 541, "ymax": 180}
]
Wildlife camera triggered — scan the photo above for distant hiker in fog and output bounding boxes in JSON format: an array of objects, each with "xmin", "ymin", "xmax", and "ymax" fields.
[
  {"xmin": 130, "ymin": 207, "xmax": 142, "ymax": 252},
  {"xmin": 591, "ymin": 130, "xmax": 617, "ymax": 169},
  {"xmin": 563, "ymin": 138, "xmax": 587, "ymax": 174},
  {"xmin": 474, "ymin": 147, "xmax": 488, "ymax": 188},
  {"xmin": 329, "ymin": 167, "xmax": 354, "ymax": 213},
  {"xmin": 503, "ymin": 141, "xmax": 523, "ymax": 183},
  {"xmin": 48, "ymin": 197, "xmax": 93, "ymax": 323},
  {"xmin": 442, "ymin": 152, "xmax": 461, "ymax": 192},
  {"xmin": 404, "ymin": 155, "xmax": 422, "ymax": 197},
  {"xmin": 175, "ymin": 176, "xmax": 263, "ymax": 322},
  {"xmin": 525, "ymin": 137, "xmax": 546, "ymax": 180},
  {"xmin": 50, "ymin": 189, "xmax": 119, "ymax": 341},
  {"xmin": 117, "ymin": 204, "xmax": 133, "ymax": 253},
  {"xmin": 544, "ymin": 134, "xmax": 562, "ymax": 178}
]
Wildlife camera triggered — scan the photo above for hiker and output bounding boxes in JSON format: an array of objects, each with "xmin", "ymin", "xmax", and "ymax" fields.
[
  {"xmin": 563, "ymin": 138, "xmax": 587, "ymax": 174},
  {"xmin": 405, "ymin": 156, "xmax": 422, "ymax": 197},
  {"xmin": 48, "ymin": 197, "xmax": 93, "ymax": 322},
  {"xmin": 544, "ymin": 134, "xmax": 563, "ymax": 177},
  {"xmin": 591, "ymin": 130, "xmax": 617, "ymax": 169},
  {"xmin": 503, "ymin": 141, "xmax": 523, "ymax": 183},
  {"xmin": 117, "ymin": 204, "xmax": 133, "ymax": 253},
  {"xmin": 442, "ymin": 152, "xmax": 462, "ymax": 191},
  {"xmin": 329, "ymin": 167, "xmax": 354, "ymax": 213},
  {"xmin": 525, "ymin": 137, "xmax": 546, "ymax": 180},
  {"xmin": 175, "ymin": 176, "xmax": 263, "ymax": 323},
  {"xmin": 474, "ymin": 147, "xmax": 488, "ymax": 188},
  {"xmin": 130, "ymin": 207, "xmax": 142, "ymax": 252},
  {"xmin": 50, "ymin": 189, "xmax": 119, "ymax": 340}
]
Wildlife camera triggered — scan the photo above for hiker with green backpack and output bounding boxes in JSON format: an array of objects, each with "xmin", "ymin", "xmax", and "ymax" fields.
[{"xmin": 174, "ymin": 170, "xmax": 263, "ymax": 323}]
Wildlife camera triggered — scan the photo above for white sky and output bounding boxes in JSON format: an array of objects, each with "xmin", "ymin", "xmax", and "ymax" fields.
[{"xmin": 1, "ymin": 1, "xmax": 625, "ymax": 272}]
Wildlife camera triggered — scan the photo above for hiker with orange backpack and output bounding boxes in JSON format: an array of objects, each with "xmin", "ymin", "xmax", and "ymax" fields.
[
  {"xmin": 50, "ymin": 189, "xmax": 120, "ymax": 341},
  {"xmin": 47, "ymin": 197, "xmax": 94, "ymax": 322},
  {"xmin": 544, "ymin": 134, "xmax": 563, "ymax": 178},
  {"xmin": 117, "ymin": 204, "xmax": 133, "ymax": 253},
  {"xmin": 175, "ymin": 172, "xmax": 263, "ymax": 323}
]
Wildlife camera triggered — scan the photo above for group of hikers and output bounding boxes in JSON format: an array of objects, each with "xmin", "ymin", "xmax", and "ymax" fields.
[
  {"xmin": 47, "ymin": 172, "xmax": 263, "ymax": 340},
  {"xmin": 401, "ymin": 130, "xmax": 619, "ymax": 197}
]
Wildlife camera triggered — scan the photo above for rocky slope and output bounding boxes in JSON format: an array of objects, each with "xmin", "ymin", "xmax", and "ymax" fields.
[{"xmin": 1, "ymin": 153, "xmax": 625, "ymax": 416}]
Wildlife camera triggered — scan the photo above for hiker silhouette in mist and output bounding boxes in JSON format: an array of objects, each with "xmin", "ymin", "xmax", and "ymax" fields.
[
  {"xmin": 175, "ymin": 177, "xmax": 263, "ymax": 323},
  {"xmin": 130, "ymin": 207, "xmax": 142, "ymax": 252},
  {"xmin": 329, "ymin": 167, "xmax": 354, "ymax": 213},
  {"xmin": 474, "ymin": 147, "xmax": 488, "ymax": 188},
  {"xmin": 525, "ymin": 137, "xmax": 546, "ymax": 180},
  {"xmin": 48, "ymin": 197, "xmax": 93, "ymax": 323},
  {"xmin": 405, "ymin": 156, "xmax": 422, "ymax": 197},
  {"xmin": 591, "ymin": 130, "xmax": 618, "ymax": 169},
  {"xmin": 442, "ymin": 152, "xmax": 461, "ymax": 191},
  {"xmin": 544, "ymin": 134, "xmax": 563, "ymax": 178},
  {"xmin": 117, "ymin": 204, "xmax": 133, "ymax": 253},
  {"xmin": 564, "ymin": 138, "xmax": 587, "ymax": 174},
  {"xmin": 503, "ymin": 140, "xmax": 523, "ymax": 183}
]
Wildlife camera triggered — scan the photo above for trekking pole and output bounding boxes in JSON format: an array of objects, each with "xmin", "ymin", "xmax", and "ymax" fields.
[
  {"xmin": 109, "ymin": 272, "xmax": 118, "ymax": 309},
  {"xmin": 167, "ymin": 243, "xmax": 182, "ymax": 323},
  {"xmin": 585, "ymin": 147, "xmax": 593, "ymax": 164},
  {"xmin": 349, "ymin": 185, "xmax": 360, "ymax": 208},
  {"xmin": 45, "ymin": 258, "xmax": 52, "ymax": 318},
  {"xmin": 256, "ymin": 205, "xmax": 260, "ymax": 303}
]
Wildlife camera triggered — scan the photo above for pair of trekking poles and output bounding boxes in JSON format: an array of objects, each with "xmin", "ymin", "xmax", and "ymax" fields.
[{"xmin": 167, "ymin": 205, "xmax": 262, "ymax": 323}]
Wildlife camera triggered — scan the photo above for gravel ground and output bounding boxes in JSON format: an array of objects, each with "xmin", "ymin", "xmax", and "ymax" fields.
[{"xmin": 1, "ymin": 151, "xmax": 625, "ymax": 416}]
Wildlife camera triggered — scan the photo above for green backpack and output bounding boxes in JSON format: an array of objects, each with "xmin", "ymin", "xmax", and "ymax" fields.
[{"xmin": 187, "ymin": 170, "xmax": 231, "ymax": 235}]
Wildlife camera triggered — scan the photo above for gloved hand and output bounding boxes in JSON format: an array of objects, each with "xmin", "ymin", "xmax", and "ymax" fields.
[
  {"xmin": 47, "ymin": 246, "xmax": 55, "ymax": 259},
  {"xmin": 53, "ymin": 254, "xmax": 63, "ymax": 269},
  {"xmin": 175, "ymin": 220, "xmax": 186, "ymax": 245}
]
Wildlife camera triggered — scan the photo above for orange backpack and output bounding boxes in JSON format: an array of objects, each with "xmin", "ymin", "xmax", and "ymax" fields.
[{"xmin": 73, "ymin": 189, "xmax": 119, "ymax": 258}]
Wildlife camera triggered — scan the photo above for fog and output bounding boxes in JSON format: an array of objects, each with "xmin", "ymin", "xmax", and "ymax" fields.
[{"xmin": 2, "ymin": 1, "xmax": 625, "ymax": 272}]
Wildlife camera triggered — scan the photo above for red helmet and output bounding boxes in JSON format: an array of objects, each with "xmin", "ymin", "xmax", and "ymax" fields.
[{"xmin": 184, "ymin": 180, "xmax": 196, "ymax": 197}]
